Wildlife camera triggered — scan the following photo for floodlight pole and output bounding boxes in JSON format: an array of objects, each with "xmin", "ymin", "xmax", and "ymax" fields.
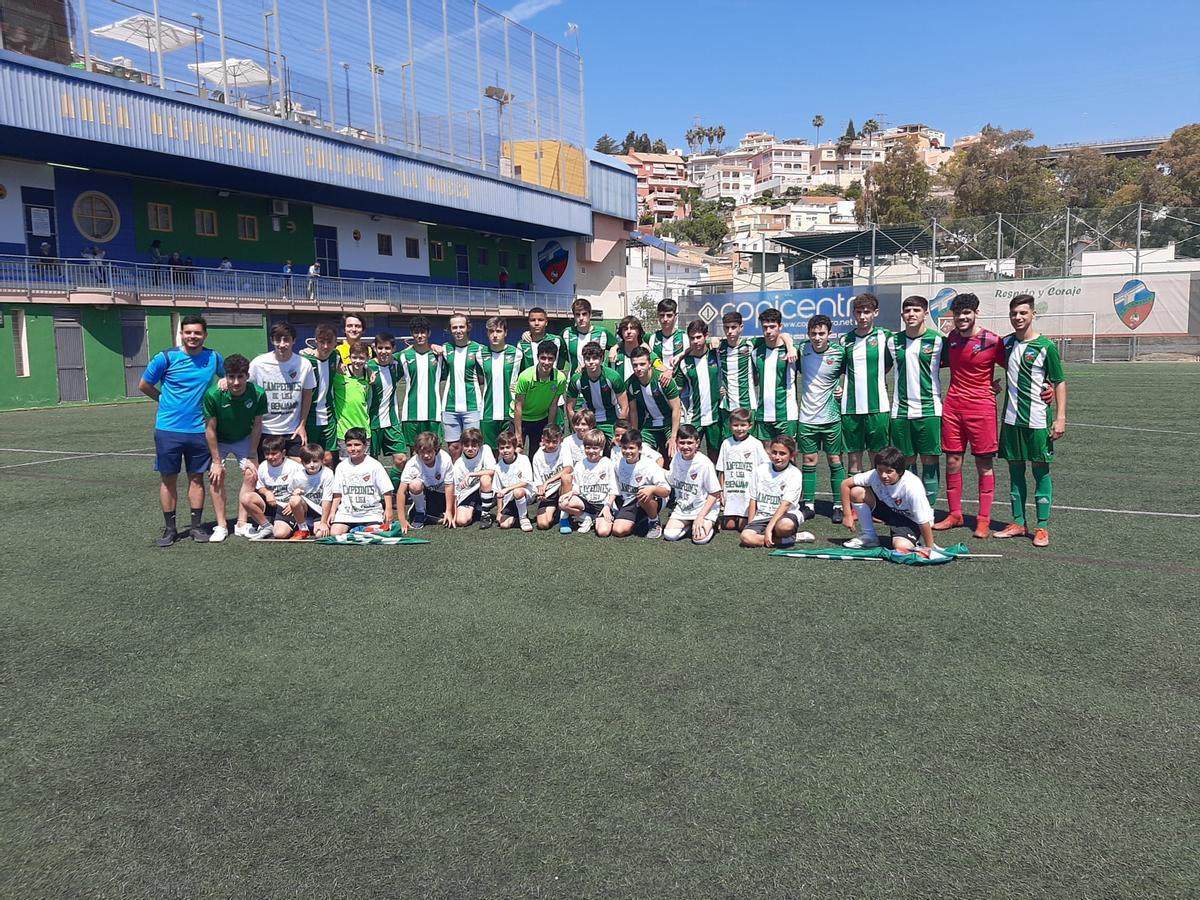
[
  {"xmin": 995, "ymin": 213, "xmax": 1003, "ymax": 278},
  {"xmin": 262, "ymin": 12, "xmax": 273, "ymax": 107},
  {"xmin": 216, "ymin": 0, "xmax": 228, "ymax": 103},
  {"xmin": 1135, "ymin": 201, "xmax": 1143, "ymax": 274},
  {"xmin": 322, "ymin": 0, "xmax": 335, "ymax": 128},
  {"xmin": 1063, "ymin": 207, "xmax": 1071, "ymax": 276},
  {"xmin": 760, "ymin": 234, "xmax": 766, "ymax": 292},
  {"xmin": 930, "ymin": 217, "xmax": 937, "ymax": 285},
  {"xmin": 869, "ymin": 224, "xmax": 876, "ymax": 285}
]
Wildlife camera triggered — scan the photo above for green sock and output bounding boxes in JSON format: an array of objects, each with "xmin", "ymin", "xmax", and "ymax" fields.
[
  {"xmin": 1033, "ymin": 464, "xmax": 1052, "ymax": 528},
  {"xmin": 921, "ymin": 460, "xmax": 940, "ymax": 506},
  {"xmin": 801, "ymin": 465, "xmax": 817, "ymax": 505},
  {"xmin": 829, "ymin": 462, "xmax": 846, "ymax": 503},
  {"xmin": 1008, "ymin": 461, "xmax": 1028, "ymax": 526}
]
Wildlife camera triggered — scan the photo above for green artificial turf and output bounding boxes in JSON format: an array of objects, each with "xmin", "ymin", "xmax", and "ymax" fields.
[{"xmin": 1, "ymin": 363, "xmax": 1198, "ymax": 898}]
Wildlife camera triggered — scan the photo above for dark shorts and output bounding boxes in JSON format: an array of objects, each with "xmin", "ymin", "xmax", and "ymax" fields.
[
  {"xmin": 580, "ymin": 498, "xmax": 607, "ymax": 517},
  {"xmin": 276, "ymin": 507, "xmax": 319, "ymax": 530},
  {"xmin": 154, "ymin": 429, "xmax": 212, "ymax": 476},
  {"xmin": 614, "ymin": 496, "xmax": 657, "ymax": 525},
  {"xmin": 744, "ymin": 511, "xmax": 801, "ymax": 535},
  {"xmin": 417, "ymin": 489, "xmax": 448, "ymax": 518},
  {"xmin": 537, "ymin": 496, "xmax": 560, "ymax": 512},
  {"xmin": 870, "ymin": 501, "xmax": 923, "ymax": 544},
  {"xmin": 258, "ymin": 433, "xmax": 304, "ymax": 461}
]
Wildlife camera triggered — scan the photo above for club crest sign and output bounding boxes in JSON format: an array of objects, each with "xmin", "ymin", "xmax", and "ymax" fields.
[{"xmin": 1113, "ymin": 279, "xmax": 1155, "ymax": 330}]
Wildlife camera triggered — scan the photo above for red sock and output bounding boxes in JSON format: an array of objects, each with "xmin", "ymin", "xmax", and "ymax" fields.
[
  {"xmin": 947, "ymin": 471, "xmax": 963, "ymax": 515},
  {"xmin": 978, "ymin": 471, "xmax": 995, "ymax": 524}
]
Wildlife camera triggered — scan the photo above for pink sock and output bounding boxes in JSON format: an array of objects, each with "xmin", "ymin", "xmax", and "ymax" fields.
[
  {"xmin": 947, "ymin": 471, "xmax": 964, "ymax": 516},
  {"xmin": 978, "ymin": 471, "xmax": 995, "ymax": 525}
]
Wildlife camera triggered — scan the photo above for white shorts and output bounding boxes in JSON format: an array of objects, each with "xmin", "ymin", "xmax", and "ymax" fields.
[{"xmin": 217, "ymin": 436, "xmax": 255, "ymax": 472}]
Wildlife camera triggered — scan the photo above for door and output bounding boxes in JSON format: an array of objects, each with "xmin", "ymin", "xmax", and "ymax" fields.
[
  {"xmin": 120, "ymin": 310, "xmax": 149, "ymax": 398},
  {"xmin": 454, "ymin": 243, "xmax": 470, "ymax": 286},
  {"xmin": 22, "ymin": 186, "xmax": 58, "ymax": 259},
  {"xmin": 54, "ymin": 307, "xmax": 88, "ymax": 402},
  {"xmin": 313, "ymin": 224, "xmax": 340, "ymax": 277}
]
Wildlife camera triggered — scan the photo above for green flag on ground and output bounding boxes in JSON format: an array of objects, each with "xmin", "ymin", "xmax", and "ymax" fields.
[
  {"xmin": 315, "ymin": 523, "xmax": 430, "ymax": 546},
  {"xmin": 771, "ymin": 542, "xmax": 972, "ymax": 565}
]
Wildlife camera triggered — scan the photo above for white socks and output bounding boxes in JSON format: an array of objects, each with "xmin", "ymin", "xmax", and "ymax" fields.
[{"xmin": 854, "ymin": 502, "xmax": 878, "ymax": 540}]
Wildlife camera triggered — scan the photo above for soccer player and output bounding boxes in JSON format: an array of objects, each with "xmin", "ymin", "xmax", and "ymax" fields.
[
  {"xmin": 202, "ymin": 353, "xmax": 266, "ymax": 542},
  {"xmin": 739, "ymin": 435, "xmax": 808, "ymax": 549},
  {"xmin": 565, "ymin": 342, "xmax": 628, "ymax": 438},
  {"xmin": 674, "ymin": 319, "xmax": 724, "ymax": 461},
  {"xmin": 610, "ymin": 418, "xmax": 664, "ymax": 467},
  {"xmin": 366, "ymin": 332, "xmax": 405, "ymax": 461},
  {"xmin": 889, "ymin": 295, "xmax": 944, "ymax": 507},
  {"xmin": 493, "ymin": 430, "xmax": 535, "ymax": 532},
  {"xmin": 664, "ymin": 424, "xmax": 722, "ymax": 544},
  {"xmin": 323, "ymin": 426, "xmax": 393, "ymax": 535},
  {"xmin": 993, "ymin": 295, "xmax": 1068, "ymax": 547},
  {"xmin": 648, "ymin": 298, "xmax": 687, "ymax": 370},
  {"xmin": 610, "ymin": 315, "xmax": 657, "ymax": 381},
  {"xmin": 331, "ymin": 341, "xmax": 372, "ymax": 454},
  {"xmin": 934, "ymin": 292, "xmax": 1005, "ymax": 539},
  {"xmin": 335, "ymin": 313, "xmax": 373, "ymax": 365},
  {"xmin": 716, "ymin": 310, "xmax": 757, "ymax": 440},
  {"xmin": 396, "ymin": 316, "xmax": 446, "ymax": 456},
  {"xmin": 517, "ymin": 306, "xmax": 566, "ymax": 372},
  {"xmin": 531, "ymin": 424, "xmax": 576, "ymax": 532},
  {"xmin": 249, "ymin": 321, "xmax": 315, "ymax": 460},
  {"xmin": 477, "ymin": 316, "xmax": 521, "ymax": 451},
  {"xmin": 139, "ymin": 314, "xmax": 225, "ymax": 546},
  {"xmin": 797, "ymin": 314, "xmax": 848, "ymax": 523},
  {"xmin": 241, "ymin": 434, "xmax": 304, "ymax": 540},
  {"xmin": 440, "ymin": 313, "xmax": 485, "ymax": 462},
  {"xmin": 626, "ymin": 346, "xmax": 682, "ymax": 461},
  {"xmin": 753, "ymin": 308, "xmax": 799, "ymax": 443},
  {"xmin": 301, "ymin": 323, "xmax": 341, "ymax": 466},
  {"xmin": 612, "ymin": 428, "xmax": 669, "ymax": 539},
  {"xmin": 395, "ymin": 430, "xmax": 456, "ymax": 531},
  {"xmin": 513, "ymin": 341, "xmax": 568, "ymax": 454},
  {"xmin": 840, "ymin": 292, "xmax": 893, "ymax": 477},
  {"xmin": 561, "ymin": 297, "xmax": 610, "ymax": 372},
  {"xmin": 450, "ymin": 427, "xmax": 497, "ymax": 528},
  {"xmin": 840, "ymin": 446, "xmax": 935, "ymax": 552},
  {"xmin": 716, "ymin": 407, "xmax": 768, "ymax": 532},
  {"xmin": 279, "ymin": 442, "xmax": 333, "ymax": 540},
  {"xmin": 566, "ymin": 428, "xmax": 618, "ymax": 536}
]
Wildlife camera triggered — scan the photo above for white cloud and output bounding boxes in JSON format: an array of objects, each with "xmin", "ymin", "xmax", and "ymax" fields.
[{"xmin": 503, "ymin": 0, "xmax": 563, "ymax": 22}]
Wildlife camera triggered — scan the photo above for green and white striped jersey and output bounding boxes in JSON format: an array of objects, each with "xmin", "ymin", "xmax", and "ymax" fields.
[
  {"xmin": 888, "ymin": 329, "xmax": 944, "ymax": 419},
  {"xmin": 612, "ymin": 344, "xmax": 661, "ymax": 382},
  {"xmin": 440, "ymin": 341, "xmax": 485, "ymax": 414},
  {"xmin": 840, "ymin": 327, "xmax": 893, "ymax": 415},
  {"xmin": 626, "ymin": 371, "xmax": 680, "ymax": 429},
  {"xmin": 303, "ymin": 351, "xmax": 340, "ymax": 428},
  {"xmin": 396, "ymin": 347, "xmax": 445, "ymax": 422},
  {"xmin": 649, "ymin": 328, "xmax": 688, "ymax": 370},
  {"xmin": 798, "ymin": 340, "xmax": 846, "ymax": 426},
  {"xmin": 476, "ymin": 344, "xmax": 521, "ymax": 421},
  {"xmin": 753, "ymin": 341, "xmax": 799, "ymax": 423},
  {"xmin": 674, "ymin": 349, "xmax": 722, "ymax": 426},
  {"xmin": 366, "ymin": 358, "xmax": 402, "ymax": 430},
  {"xmin": 561, "ymin": 326, "xmax": 610, "ymax": 372},
  {"xmin": 1002, "ymin": 334, "xmax": 1064, "ymax": 429},
  {"xmin": 718, "ymin": 337, "xmax": 758, "ymax": 412},
  {"xmin": 518, "ymin": 333, "xmax": 567, "ymax": 372},
  {"xmin": 567, "ymin": 366, "xmax": 626, "ymax": 425}
]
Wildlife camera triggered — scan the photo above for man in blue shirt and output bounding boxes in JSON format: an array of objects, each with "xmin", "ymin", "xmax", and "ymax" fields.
[{"xmin": 139, "ymin": 314, "xmax": 225, "ymax": 546}]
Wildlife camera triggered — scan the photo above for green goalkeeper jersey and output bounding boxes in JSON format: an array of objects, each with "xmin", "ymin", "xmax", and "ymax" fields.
[
  {"xmin": 840, "ymin": 326, "xmax": 893, "ymax": 415},
  {"xmin": 888, "ymin": 329, "xmax": 944, "ymax": 419},
  {"xmin": 396, "ymin": 346, "xmax": 445, "ymax": 422},
  {"xmin": 673, "ymin": 349, "xmax": 722, "ymax": 426},
  {"xmin": 366, "ymin": 359, "xmax": 401, "ymax": 430},
  {"xmin": 1001, "ymin": 334, "xmax": 1064, "ymax": 429},
  {"xmin": 477, "ymin": 344, "xmax": 521, "ymax": 421},
  {"xmin": 332, "ymin": 370, "xmax": 370, "ymax": 439}
]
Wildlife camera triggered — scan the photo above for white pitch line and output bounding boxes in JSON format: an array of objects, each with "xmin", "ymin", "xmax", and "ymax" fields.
[
  {"xmin": 0, "ymin": 447, "xmax": 154, "ymax": 470},
  {"xmin": 0, "ymin": 446, "xmax": 155, "ymax": 455},
  {"xmin": 812, "ymin": 492, "xmax": 1200, "ymax": 519},
  {"xmin": 1071, "ymin": 423, "xmax": 1200, "ymax": 436}
]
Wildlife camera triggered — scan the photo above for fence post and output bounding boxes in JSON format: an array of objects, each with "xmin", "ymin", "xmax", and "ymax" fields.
[
  {"xmin": 930, "ymin": 218, "xmax": 937, "ymax": 285},
  {"xmin": 1135, "ymin": 201, "xmax": 1143, "ymax": 275},
  {"xmin": 995, "ymin": 212, "xmax": 1003, "ymax": 278},
  {"xmin": 1063, "ymin": 207, "xmax": 1071, "ymax": 276}
]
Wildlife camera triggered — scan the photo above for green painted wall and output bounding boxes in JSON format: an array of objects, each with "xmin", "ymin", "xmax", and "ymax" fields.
[
  {"xmin": 143, "ymin": 308, "xmax": 267, "ymax": 359},
  {"xmin": 80, "ymin": 308, "xmax": 128, "ymax": 404},
  {"xmin": 0, "ymin": 305, "xmax": 59, "ymax": 408},
  {"xmin": 132, "ymin": 183, "xmax": 315, "ymax": 267},
  {"xmin": 426, "ymin": 226, "xmax": 533, "ymax": 286}
]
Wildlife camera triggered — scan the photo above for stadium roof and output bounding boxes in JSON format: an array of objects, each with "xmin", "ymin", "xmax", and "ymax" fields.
[{"xmin": 770, "ymin": 225, "xmax": 932, "ymax": 259}]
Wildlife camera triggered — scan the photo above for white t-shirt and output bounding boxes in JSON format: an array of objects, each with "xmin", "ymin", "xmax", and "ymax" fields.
[
  {"xmin": 400, "ymin": 449, "xmax": 454, "ymax": 491},
  {"xmin": 716, "ymin": 435, "xmax": 769, "ymax": 517},
  {"xmin": 668, "ymin": 453, "xmax": 721, "ymax": 521},
  {"xmin": 562, "ymin": 433, "xmax": 586, "ymax": 467},
  {"xmin": 610, "ymin": 443, "xmax": 662, "ymax": 467},
  {"xmin": 852, "ymin": 469, "xmax": 934, "ymax": 525},
  {"xmin": 749, "ymin": 462, "xmax": 803, "ymax": 518},
  {"xmin": 257, "ymin": 458, "xmax": 305, "ymax": 505},
  {"xmin": 494, "ymin": 454, "xmax": 533, "ymax": 491},
  {"xmin": 573, "ymin": 456, "xmax": 618, "ymax": 507},
  {"xmin": 329, "ymin": 456, "xmax": 391, "ymax": 523},
  {"xmin": 248, "ymin": 352, "xmax": 316, "ymax": 436},
  {"xmin": 451, "ymin": 445, "xmax": 496, "ymax": 501},
  {"xmin": 287, "ymin": 466, "xmax": 334, "ymax": 514},
  {"xmin": 615, "ymin": 456, "xmax": 668, "ymax": 505},
  {"xmin": 532, "ymin": 446, "xmax": 573, "ymax": 498}
]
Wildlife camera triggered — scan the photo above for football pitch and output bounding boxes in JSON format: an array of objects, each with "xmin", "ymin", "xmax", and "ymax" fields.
[{"xmin": 2, "ymin": 362, "xmax": 1198, "ymax": 898}]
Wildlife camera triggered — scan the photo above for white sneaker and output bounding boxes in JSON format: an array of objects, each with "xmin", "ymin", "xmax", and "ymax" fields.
[
  {"xmin": 519, "ymin": 518, "xmax": 533, "ymax": 533},
  {"xmin": 248, "ymin": 522, "xmax": 274, "ymax": 540},
  {"xmin": 844, "ymin": 536, "xmax": 879, "ymax": 549},
  {"xmin": 644, "ymin": 523, "xmax": 663, "ymax": 540},
  {"xmin": 795, "ymin": 531, "xmax": 816, "ymax": 543},
  {"xmin": 209, "ymin": 525, "xmax": 228, "ymax": 543},
  {"xmin": 578, "ymin": 514, "xmax": 594, "ymax": 534},
  {"xmin": 233, "ymin": 522, "xmax": 253, "ymax": 538}
]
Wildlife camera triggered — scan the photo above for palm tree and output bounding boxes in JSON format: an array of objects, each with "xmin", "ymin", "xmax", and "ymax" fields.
[
  {"xmin": 812, "ymin": 114, "xmax": 825, "ymax": 146},
  {"xmin": 861, "ymin": 118, "xmax": 880, "ymax": 141},
  {"xmin": 715, "ymin": 125, "xmax": 726, "ymax": 149}
]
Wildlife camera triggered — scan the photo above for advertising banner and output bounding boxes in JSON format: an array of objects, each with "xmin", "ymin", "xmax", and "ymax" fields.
[{"xmin": 678, "ymin": 284, "xmax": 904, "ymax": 337}]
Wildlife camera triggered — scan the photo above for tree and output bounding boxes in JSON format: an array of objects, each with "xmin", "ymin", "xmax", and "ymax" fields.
[
  {"xmin": 1153, "ymin": 123, "xmax": 1200, "ymax": 206},
  {"xmin": 861, "ymin": 118, "xmax": 880, "ymax": 140},
  {"xmin": 855, "ymin": 136, "xmax": 930, "ymax": 225},
  {"xmin": 1057, "ymin": 147, "xmax": 1111, "ymax": 208},
  {"xmin": 622, "ymin": 130, "xmax": 638, "ymax": 154},
  {"xmin": 943, "ymin": 125, "xmax": 1059, "ymax": 217},
  {"xmin": 715, "ymin": 125, "xmax": 726, "ymax": 147},
  {"xmin": 843, "ymin": 119, "xmax": 857, "ymax": 141},
  {"xmin": 630, "ymin": 293, "xmax": 660, "ymax": 331},
  {"xmin": 844, "ymin": 180, "xmax": 862, "ymax": 201},
  {"xmin": 812, "ymin": 114, "xmax": 825, "ymax": 146},
  {"xmin": 593, "ymin": 133, "xmax": 619, "ymax": 154},
  {"xmin": 651, "ymin": 138, "xmax": 668, "ymax": 154},
  {"xmin": 657, "ymin": 198, "xmax": 728, "ymax": 253},
  {"xmin": 636, "ymin": 132, "xmax": 652, "ymax": 152}
]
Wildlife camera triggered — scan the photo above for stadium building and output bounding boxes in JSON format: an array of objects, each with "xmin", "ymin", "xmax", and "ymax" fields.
[{"xmin": 0, "ymin": 0, "xmax": 636, "ymax": 409}]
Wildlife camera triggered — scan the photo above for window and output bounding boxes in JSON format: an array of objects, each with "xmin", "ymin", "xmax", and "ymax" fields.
[
  {"xmin": 195, "ymin": 209, "xmax": 218, "ymax": 237},
  {"xmin": 377, "ymin": 233, "xmax": 393, "ymax": 256},
  {"xmin": 498, "ymin": 250, "xmax": 509, "ymax": 268},
  {"xmin": 405, "ymin": 237, "xmax": 420, "ymax": 259},
  {"xmin": 477, "ymin": 247, "xmax": 489, "ymax": 266},
  {"xmin": 147, "ymin": 202, "xmax": 173, "ymax": 232},
  {"xmin": 237, "ymin": 214, "xmax": 259, "ymax": 241},
  {"xmin": 73, "ymin": 192, "xmax": 119, "ymax": 242},
  {"xmin": 431, "ymin": 242, "xmax": 444, "ymax": 262},
  {"xmin": 11, "ymin": 308, "xmax": 29, "ymax": 377}
]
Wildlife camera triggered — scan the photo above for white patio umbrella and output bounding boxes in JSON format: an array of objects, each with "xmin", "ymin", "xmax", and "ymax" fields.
[
  {"xmin": 188, "ymin": 58, "xmax": 271, "ymax": 99},
  {"xmin": 91, "ymin": 14, "xmax": 201, "ymax": 73}
]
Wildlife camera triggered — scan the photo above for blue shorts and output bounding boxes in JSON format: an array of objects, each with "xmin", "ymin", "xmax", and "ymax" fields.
[{"xmin": 154, "ymin": 429, "xmax": 211, "ymax": 476}]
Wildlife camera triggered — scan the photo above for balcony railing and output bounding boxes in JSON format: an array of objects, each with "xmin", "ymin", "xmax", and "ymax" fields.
[{"xmin": 0, "ymin": 255, "xmax": 571, "ymax": 314}]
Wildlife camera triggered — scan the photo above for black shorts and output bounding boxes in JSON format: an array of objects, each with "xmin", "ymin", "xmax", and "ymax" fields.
[
  {"xmin": 419, "ymin": 490, "xmax": 448, "ymax": 518},
  {"xmin": 537, "ymin": 496, "xmax": 560, "ymax": 512},
  {"xmin": 872, "ymin": 502, "xmax": 922, "ymax": 543},
  {"xmin": 500, "ymin": 499, "xmax": 525, "ymax": 519},
  {"xmin": 614, "ymin": 497, "xmax": 655, "ymax": 524},
  {"xmin": 744, "ymin": 511, "xmax": 801, "ymax": 535},
  {"xmin": 258, "ymin": 433, "xmax": 304, "ymax": 461},
  {"xmin": 275, "ymin": 507, "xmax": 318, "ymax": 530},
  {"xmin": 580, "ymin": 498, "xmax": 607, "ymax": 517}
]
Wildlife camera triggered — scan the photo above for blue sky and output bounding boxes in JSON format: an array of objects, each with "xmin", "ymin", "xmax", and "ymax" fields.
[{"xmin": 510, "ymin": 0, "xmax": 1200, "ymax": 149}]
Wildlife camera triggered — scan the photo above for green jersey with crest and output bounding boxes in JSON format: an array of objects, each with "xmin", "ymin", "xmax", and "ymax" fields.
[
  {"xmin": 518, "ymin": 332, "xmax": 567, "ymax": 372},
  {"xmin": 888, "ymin": 329, "xmax": 944, "ymax": 419},
  {"xmin": 674, "ymin": 349, "xmax": 722, "ymax": 426},
  {"xmin": 649, "ymin": 328, "xmax": 688, "ymax": 370},
  {"xmin": 303, "ymin": 351, "xmax": 339, "ymax": 428},
  {"xmin": 366, "ymin": 359, "xmax": 402, "ymax": 430},
  {"xmin": 798, "ymin": 341, "xmax": 846, "ymax": 426},
  {"xmin": 567, "ymin": 366, "xmax": 626, "ymax": 425},
  {"xmin": 626, "ymin": 371, "xmax": 680, "ymax": 429},
  {"xmin": 612, "ymin": 344, "xmax": 661, "ymax": 382},
  {"xmin": 718, "ymin": 337, "xmax": 759, "ymax": 412},
  {"xmin": 477, "ymin": 344, "xmax": 521, "ymax": 421},
  {"xmin": 561, "ymin": 326, "xmax": 610, "ymax": 373},
  {"xmin": 840, "ymin": 327, "xmax": 893, "ymax": 415},
  {"xmin": 396, "ymin": 347, "xmax": 445, "ymax": 421},
  {"xmin": 753, "ymin": 340, "xmax": 798, "ymax": 423},
  {"xmin": 441, "ymin": 341, "xmax": 485, "ymax": 414},
  {"xmin": 1002, "ymin": 334, "xmax": 1064, "ymax": 429}
]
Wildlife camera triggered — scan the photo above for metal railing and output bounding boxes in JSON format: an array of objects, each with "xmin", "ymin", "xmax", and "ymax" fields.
[{"xmin": 0, "ymin": 255, "xmax": 571, "ymax": 314}]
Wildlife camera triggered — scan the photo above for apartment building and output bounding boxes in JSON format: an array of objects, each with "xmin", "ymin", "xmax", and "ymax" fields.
[
  {"xmin": 701, "ymin": 163, "xmax": 756, "ymax": 204},
  {"xmin": 618, "ymin": 150, "xmax": 690, "ymax": 222}
]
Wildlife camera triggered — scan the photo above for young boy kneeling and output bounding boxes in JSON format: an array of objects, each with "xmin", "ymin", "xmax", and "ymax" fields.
[
  {"xmin": 395, "ymin": 431, "xmax": 456, "ymax": 531},
  {"xmin": 740, "ymin": 435, "xmax": 809, "ymax": 549},
  {"xmin": 493, "ymin": 430, "xmax": 535, "ymax": 532},
  {"xmin": 613, "ymin": 428, "xmax": 669, "ymax": 538},
  {"xmin": 450, "ymin": 427, "xmax": 497, "ymax": 528},
  {"xmin": 839, "ymin": 446, "xmax": 935, "ymax": 552},
  {"xmin": 561, "ymin": 428, "xmax": 618, "ymax": 536},
  {"xmin": 323, "ymin": 427, "xmax": 393, "ymax": 535},
  {"xmin": 664, "ymin": 424, "xmax": 721, "ymax": 545}
]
